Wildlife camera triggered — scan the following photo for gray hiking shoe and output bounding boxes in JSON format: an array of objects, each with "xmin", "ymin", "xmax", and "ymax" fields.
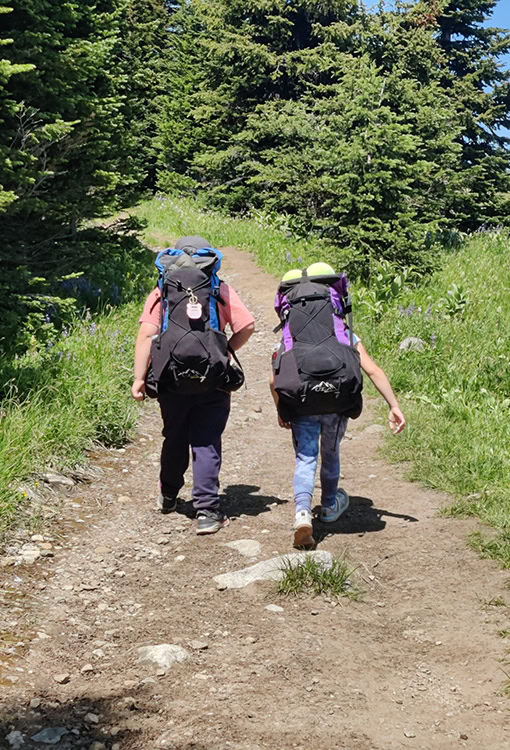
[
  {"xmin": 157, "ymin": 493, "xmax": 177, "ymax": 514},
  {"xmin": 319, "ymin": 488, "xmax": 350, "ymax": 523},
  {"xmin": 196, "ymin": 509, "xmax": 230, "ymax": 535}
]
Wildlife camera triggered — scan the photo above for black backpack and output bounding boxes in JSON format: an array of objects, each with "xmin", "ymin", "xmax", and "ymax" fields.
[
  {"xmin": 147, "ymin": 246, "xmax": 244, "ymax": 396},
  {"xmin": 272, "ymin": 271, "xmax": 363, "ymax": 421}
]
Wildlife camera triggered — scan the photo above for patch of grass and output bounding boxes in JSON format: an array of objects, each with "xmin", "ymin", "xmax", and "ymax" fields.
[
  {"xmin": 0, "ymin": 306, "xmax": 142, "ymax": 533},
  {"xmin": 276, "ymin": 555, "xmax": 360, "ymax": 600},
  {"xmin": 358, "ymin": 230, "xmax": 510, "ymax": 566},
  {"xmin": 469, "ymin": 532, "xmax": 510, "ymax": 570}
]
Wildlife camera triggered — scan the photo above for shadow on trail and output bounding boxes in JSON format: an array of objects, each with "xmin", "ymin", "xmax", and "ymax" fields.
[
  {"xmin": 174, "ymin": 484, "xmax": 287, "ymax": 520},
  {"xmin": 0, "ymin": 691, "xmax": 144, "ymax": 749},
  {"xmin": 312, "ymin": 495, "xmax": 418, "ymax": 545},
  {"xmin": 223, "ymin": 484, "xmax": 288, "ymax": 517}
]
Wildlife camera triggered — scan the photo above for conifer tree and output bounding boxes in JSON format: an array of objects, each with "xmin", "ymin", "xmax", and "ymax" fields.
[
  {"xmin": 401, "ymin": 0, "xmax": 510, "ymax": 227},
  {"xmin": 116, "ymin": 0, "xmax": 170, "ymax": 192},
  {"xmin": 1, "ymin": 0, "xmax": 130, "ymax": 246},
  {"xmin": 158, "ymin": 1, "xmax": 465, "ymax": 270}
]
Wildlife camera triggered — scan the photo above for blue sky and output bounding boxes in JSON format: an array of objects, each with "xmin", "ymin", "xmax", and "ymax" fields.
[{"xmin": 490, "ymin": 0, "xmax": 510, "ymax": 72}]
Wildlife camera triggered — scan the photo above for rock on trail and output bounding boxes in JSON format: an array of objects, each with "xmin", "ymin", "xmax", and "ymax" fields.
[
  {"xmin": 214, "ymin": 551, "xmax": 333, "ymax": 590},
  {"xmin": 137, "ymin": 644, "xmax": 191, "ymax": 670}
]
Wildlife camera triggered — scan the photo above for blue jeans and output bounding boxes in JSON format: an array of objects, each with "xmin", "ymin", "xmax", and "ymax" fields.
[{"xmin": 291, "ymin": 414, "xmax": 348, "ymax": 512}]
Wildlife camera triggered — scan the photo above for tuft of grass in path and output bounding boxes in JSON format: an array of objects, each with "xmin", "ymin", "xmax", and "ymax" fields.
[{"xmin": 277, "ymin": 555, "xmax": 360, "ymax": 600}]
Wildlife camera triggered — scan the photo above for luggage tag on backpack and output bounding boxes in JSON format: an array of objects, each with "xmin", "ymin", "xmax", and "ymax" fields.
[{"xmin": 186, "ymin": 289, "xmax": 202, "ymax": 320}]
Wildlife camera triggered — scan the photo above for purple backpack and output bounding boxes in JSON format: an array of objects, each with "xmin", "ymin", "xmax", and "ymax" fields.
[{"xmin": 273, "ymin": 271, "xmax": 363, "ymax": 421}]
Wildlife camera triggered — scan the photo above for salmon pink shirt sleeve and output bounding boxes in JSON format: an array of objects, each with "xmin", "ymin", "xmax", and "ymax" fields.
[
  {"xmin": 138, "ymin": 283, "xmax": 254, "ymax": 333},
  {"xmin": 138, "ymin": 287, "xmax": 161, "ymax": 329}
]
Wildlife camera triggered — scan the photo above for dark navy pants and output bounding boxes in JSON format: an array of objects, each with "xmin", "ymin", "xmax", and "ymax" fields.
[{"xmin": 158, "ymin": 390, "xmax": 231, "ymax": 511}]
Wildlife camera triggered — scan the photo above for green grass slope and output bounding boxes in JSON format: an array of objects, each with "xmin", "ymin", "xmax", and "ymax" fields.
[{"xmin": 358, "ymin": 230, "xmax": 510, "ymax": 565}]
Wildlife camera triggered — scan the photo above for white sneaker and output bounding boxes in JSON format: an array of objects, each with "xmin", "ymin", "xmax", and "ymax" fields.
[
  {"xmin": 293, "ymin": 509, "xmax": 315, "ymax": 549},
  {"xmin": 319, "ymin": 489, "xmax": 350, "ymax": 523}
]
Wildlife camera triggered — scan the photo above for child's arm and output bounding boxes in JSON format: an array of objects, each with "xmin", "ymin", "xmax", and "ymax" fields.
[
  {"xmin": 356, "ymin": 342, "xmax": 406, "ymax": 434},
  {"xmin": 270, "ymin": 373, "xmax": 291, "ymax": 429},
  {"xmin": 132, "ymin": 322, "xmax": 158, "ymax": 401}
]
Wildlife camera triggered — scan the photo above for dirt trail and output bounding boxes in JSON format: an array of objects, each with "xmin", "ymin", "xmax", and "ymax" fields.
[{"xmin": 1, "ymin": 247, "xmax": 509, "ymax": 750}]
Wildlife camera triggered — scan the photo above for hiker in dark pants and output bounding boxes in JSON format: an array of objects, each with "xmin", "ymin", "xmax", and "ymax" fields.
[{"xmin": 132, "ymin": 236, "xmax": 255, "ymax": 535}]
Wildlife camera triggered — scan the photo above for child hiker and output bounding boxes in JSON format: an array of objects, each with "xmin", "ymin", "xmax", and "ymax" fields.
[
  {"xmin": 132, "ymin": 236, "xmax": 255, "ymax": 535},
  {"xmin": 270, "ymin": 263, "xmax": 405, "ymax": 549}
]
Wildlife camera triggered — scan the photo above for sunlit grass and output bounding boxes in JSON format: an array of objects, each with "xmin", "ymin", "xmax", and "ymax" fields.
[{"xmin": 276, "ymin": 554, "xmax": 361, "ymax": 600}]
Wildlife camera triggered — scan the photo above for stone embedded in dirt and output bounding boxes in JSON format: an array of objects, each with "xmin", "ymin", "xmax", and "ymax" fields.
[
  {"xmin": 19, "ymin": 544, "xmax": 41, "ymax": 564},
  {"xmin": 31, "ymin": 534, "xmax": 45, "ymax": 542},
  {"xmin": 399, "ymin": 336, "xmax": 426, "ymax": 352},
  {"xmin": 137, "ymin": 644, "xmax": 190, "ymax": 670},
  {"xmin": 245, "ymin": 636, "xmax": 258, "ymax": 644},
  {"xmin": 6, "ymin": 730, "xmax": 25, "ymax": 749},
  {"xmin": 30, "ymin": 727, "xmax": 68, "ymax": 744},
  {"xmin": 37, "ymin": 632, "xmax": 50, "ymax": 640},
  {"xmin": 29, "ymin": 697, "xmax": 41, "ymax": 708},
  {"xmin": 460, "ymin": 734, "xmax": 468, "ymax": 741},
  {"xmin": 157, "ymin": 536, "xmax": 170, "ymax": 545},
  {"xmin": 214, "ymin": 551, "xmax": 333, "ymax": 590},
  {"xmin": 92, "ymin": 648, "xmax": 105, "ymax": 658},
  {"xmin": 81, "ymin": 664, "xmax": 94, "ymax": 673},
  {"xmin": 403, "ymin": 730, "xmax": 416, "ymax": 738},
  {"xmin": 52, "ymin": 672, "xmax": 70, "ymax": 684},
  {"xmin": 84, "ymin": 712, "xmax": 99, "ymax": 724},
  {"xmin": 264, "ymin": 604, "xmax": 284, "ymax": 613},
  {"xmin": 41, "ymin": 472, "xmax": 75, "ymax": 488},
  {"xmin": 156, "ymin": 732, "xmax": 175, "ymax": 748},
  {"xmin": 224, "ymin": 539, "xmax": 262, "ymax": 558},
  {"xmin": 189, "ymin": 640, "xmax": 208, "ymax": 651},
  {"xmin": 175, "ymin": 555, "xmax": 185, "ymax": 562},
  {"xmin": 117, "ymin": 495, "xmax": 131, "ymax": 503},
  {"xmin": 80, "ymin": 582, "xmax": 99, "ymax": 591}
]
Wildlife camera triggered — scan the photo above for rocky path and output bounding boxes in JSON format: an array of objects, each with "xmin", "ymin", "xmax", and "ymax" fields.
[{"xmin": 1, "ymin": 247, "xmax": 509, "ymax": 750}]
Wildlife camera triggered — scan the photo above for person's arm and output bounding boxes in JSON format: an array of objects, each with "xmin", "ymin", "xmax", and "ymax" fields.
[
  {"xmin": 131, "ymin": 321, "xmax": 159, "ymax": 401},
  {"xmin": 229, "ymin": 321, "xmax": 255, "ymax": 351},
  {"xmin": 356, "ymin": 342, "xmax": 406, "ymax": 434}
]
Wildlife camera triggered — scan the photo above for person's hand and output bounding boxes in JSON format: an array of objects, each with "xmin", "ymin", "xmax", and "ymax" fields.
[
  {"xmin": 278, "ymin": 414, "xmax": 291, "ymax": 429},
  {"xmin": 131, "ymin": 378, "xmax": 146, "ymax": 402},
  {"xmin": 388, "ymin": 406, "xmax": 405, "ymax": 434}
]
